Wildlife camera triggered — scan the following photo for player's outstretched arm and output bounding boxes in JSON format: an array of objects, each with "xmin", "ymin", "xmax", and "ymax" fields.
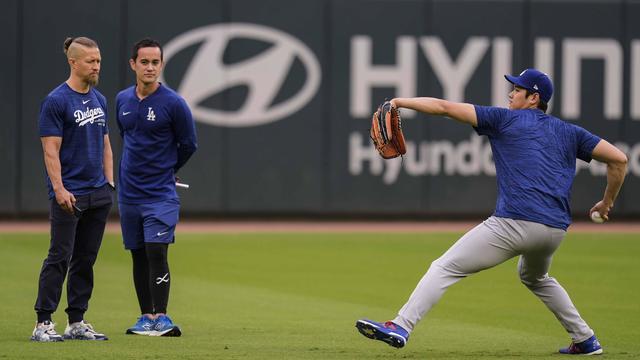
[
  {"xmin": 590, "ymin": 139, "xmax": 628, "ymax": 220},
  {"xmin": 391, "ymin": 97, "xmax": 478, "ymax": 127}
]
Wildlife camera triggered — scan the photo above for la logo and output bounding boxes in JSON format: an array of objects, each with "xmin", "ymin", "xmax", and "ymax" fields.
[{"xmin": 147, "ymin": 107, "xmax": 156, "ymax": 121}]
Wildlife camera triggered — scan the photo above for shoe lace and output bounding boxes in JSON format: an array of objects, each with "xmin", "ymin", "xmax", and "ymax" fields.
[
  {"xmin": 73, "ymin": 321, "xmax": 99, "ymax": 335},
  {"xmin": 383, "ymin": 321, "xmax": 398, "ymax": 330},
  {"xmin": 138, "ymin": 316, "xmax": 155, "ymax": 327},
  {"xmin": 42, "ymin": 322, "xmax": 59, "ymax": 335}
]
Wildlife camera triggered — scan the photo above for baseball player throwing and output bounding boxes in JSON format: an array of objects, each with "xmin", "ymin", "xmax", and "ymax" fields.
[{"xmin": 356, "ymin": 69, "xmax": 627, "ymax": 355}]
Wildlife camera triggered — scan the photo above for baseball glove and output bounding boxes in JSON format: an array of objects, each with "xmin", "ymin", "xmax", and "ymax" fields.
[{"xmin": 370, "ymin": 101, "xmax": 407, "ymax": 159}]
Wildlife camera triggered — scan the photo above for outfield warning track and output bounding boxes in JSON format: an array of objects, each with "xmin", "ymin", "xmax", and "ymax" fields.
[{"xmin": 0, "ymin": 220, "xmax": 638, "ymax": 233}]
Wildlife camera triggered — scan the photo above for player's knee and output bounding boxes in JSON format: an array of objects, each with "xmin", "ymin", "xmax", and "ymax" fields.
[
  {"xmin": 46, "ymin": 248, "xmax": 73, "ymax": 264},
  {"xmin": 519, "ymin": 271, "xmax": 548, "ymax": 288},
  {"xmin": 430, "ymin": 258, "xmax": 445, "ymax": 270},
  {"xmin": 145, "ymin": 243, "xmax": 168, "ymax": 267},
  {"xmin": 131, "ymin": 248, "xmax": 146, "ymax": 260},
  {"xmin": 519, "ymin": 274, "xmax": 535, "ymax": 287},
  {"xmin": 71, "ymin": 252, "xmax": 99, "ymax": 266},
  {"xmin": 431, "ymin": 258, "xmax": 459, "ymax": 275},
  {"xmin": 432, "ymin": 253, "xmax": 485, "ymax": 277}
]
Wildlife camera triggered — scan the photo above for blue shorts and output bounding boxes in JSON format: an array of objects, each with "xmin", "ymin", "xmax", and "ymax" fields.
[{"xmin": 119, "ymin": 198, "xmax": 180, "ymax": 250}]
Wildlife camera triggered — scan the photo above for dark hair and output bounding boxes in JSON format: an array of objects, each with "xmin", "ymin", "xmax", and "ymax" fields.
[
  {"xmin": 63, "ymin": 36, "xmax": 98, "ymax": 55},
  {"xmin": 131, "ymin": 38, "xmax": 163, "ymax": 61},
  {"xmin": 525, "ymin": 89, "xmax": 549, "ymax": 113}
]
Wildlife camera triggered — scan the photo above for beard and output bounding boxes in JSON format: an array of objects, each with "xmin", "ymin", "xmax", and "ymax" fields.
[{"xmin": 86, "ymin": 74, "xmax": 99, "ymax": 87}]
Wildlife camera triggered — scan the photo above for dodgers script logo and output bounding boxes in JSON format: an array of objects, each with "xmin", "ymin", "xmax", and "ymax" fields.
[
  {"xmin": 74, "ymin": 107, "xmax": 105, "ymax": 127},
  {"xmin": 161, "ymin": 23, "xmax": 321, "ymax": 127}
]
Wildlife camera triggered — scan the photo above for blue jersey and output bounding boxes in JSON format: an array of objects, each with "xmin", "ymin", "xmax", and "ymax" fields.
[
  {"xmin": 38, "ymin": 83, "xmax": 108, "ymax": 199},
  {"xmin": 474, "ymin": 106, "xmax": 601, "ymax": 230},
  {"xmin": 116, "ymin": 84, "xmax": 197, "ymax": 204}
]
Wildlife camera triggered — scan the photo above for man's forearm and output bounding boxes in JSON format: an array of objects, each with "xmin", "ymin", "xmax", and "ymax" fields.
[
  {"xmin": 603, "ymin": 161, "xmax": 627, "ymax": 205},
  {"xmin": 103, "ymin": 146, "xmax": 114, "ymax": 185},
  {"xmin": 174, "ymin": 144, "xmax": 196, "ymax": 173},
  {"xmin": 392, "ymin": 97, "xmax": 478, "ymax": 126},
  {"xmin": 43, "ymin": 147, "xmax": 64, "ymax": 191},
  {"xmin": 393, "ymin": 97, "xmax": 447, "ymax": 116}
]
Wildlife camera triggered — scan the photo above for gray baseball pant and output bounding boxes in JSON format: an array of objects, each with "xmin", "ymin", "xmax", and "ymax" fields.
[{"xmin": 392, "ymin": 216, "xmax": 594, "ymax": 343}]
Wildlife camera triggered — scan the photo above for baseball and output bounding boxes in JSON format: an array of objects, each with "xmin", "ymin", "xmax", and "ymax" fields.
[{"xmin": 590, "ymin": 211, "xmax": 604, "ymax": 224}]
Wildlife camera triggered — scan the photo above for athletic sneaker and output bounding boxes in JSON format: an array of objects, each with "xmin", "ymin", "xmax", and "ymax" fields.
[
  {"xmin": 559, "ymin": 335, "xmax": 603, "ymax": 355},
  {"xmin": 355, "ymin": 319, "xmax": 409, "ymax": 348},
  {"xmin": 153, "ymin": 315, "xmax": 181, "ymax": 337},
  {"xmin": 63, "ymin": 321, "xmax": 108, "ymax": 340},
  {"xmin": 126, "ymin": 315, "xmax": 156, "ymax": 335},
  {"xmin": 30, "ymin": 321, "xmax": 64, "ymax": 342}
]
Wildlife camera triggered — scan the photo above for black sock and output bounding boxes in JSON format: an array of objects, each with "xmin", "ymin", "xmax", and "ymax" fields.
[
  {"xmin": 131, "ymin": 248, "xmax": 154, "ymax": 314},
  {"xmin": 145, "ymin": 243, "xmax": 170, "ymax": 314},
  {"xmin": 68, "ymin": 313, "xmax": 83, "ymax": 324},
  {"xmin": 37, "ymin": 312, "xmax": 52, "ymax": 324}
]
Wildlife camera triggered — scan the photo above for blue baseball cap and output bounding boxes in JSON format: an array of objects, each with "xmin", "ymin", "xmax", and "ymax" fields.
[{"xmin": 504, "ymin": 68, "xmax": 553, "ymax": 103}]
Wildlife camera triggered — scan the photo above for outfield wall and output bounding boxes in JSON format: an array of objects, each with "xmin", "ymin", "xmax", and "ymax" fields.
[{"xmin": 2, "ymin": 0, "xmax": 640, "ymax": 217}]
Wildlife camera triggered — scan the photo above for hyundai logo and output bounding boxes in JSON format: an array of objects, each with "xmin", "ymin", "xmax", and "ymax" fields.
[{"xmin": 162, "ymin": 23, "xmax": 321, "ymax": 127}]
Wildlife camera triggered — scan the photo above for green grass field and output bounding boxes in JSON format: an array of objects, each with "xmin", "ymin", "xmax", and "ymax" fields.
[{"xmin": 1, "ymin": 231, "xmax": 638, "ymax": 359}]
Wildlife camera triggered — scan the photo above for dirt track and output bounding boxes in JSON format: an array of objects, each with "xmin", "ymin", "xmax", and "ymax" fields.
[{"xmin": 1, "ymin": 220, "xmax": 638, "ymax": 233}]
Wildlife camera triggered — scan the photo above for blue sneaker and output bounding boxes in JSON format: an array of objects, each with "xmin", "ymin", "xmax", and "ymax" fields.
[
  {"xmin": 355, "ymin": 319, "xmax": 409, "ymax": 348},
  {"xmin": 153, "ymin": 315, "xmax": 181, "ymax": 337},
  {"xmin": 559, "ymin": 335, "xmax": 603, "ymax": 355},
  {"xmin": 126, "ymin": 315, "xmax": 156, "ymax": 335}
]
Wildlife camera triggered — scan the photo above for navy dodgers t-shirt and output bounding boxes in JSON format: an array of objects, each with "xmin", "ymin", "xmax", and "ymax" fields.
[
  {"xmin": 39, "ymin": 83, "xmax": 108, "ymax": 199},
  {"xmin": 474, "ymin": 106, "xmax": 601, "ymax": 230}
]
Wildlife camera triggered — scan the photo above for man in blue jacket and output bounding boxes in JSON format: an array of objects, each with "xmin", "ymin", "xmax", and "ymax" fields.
[{"xmin": 116, "ymin": 38, "xmax": 197, "ymax": 337}]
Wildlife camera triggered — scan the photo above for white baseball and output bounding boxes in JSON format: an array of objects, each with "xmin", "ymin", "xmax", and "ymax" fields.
[{"xmin": 590, "ymin": 211, "xmax": 604, "ymax": 224}]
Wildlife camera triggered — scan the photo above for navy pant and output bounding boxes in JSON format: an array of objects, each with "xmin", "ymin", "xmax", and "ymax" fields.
[{"xmin": 34, "ymin": 184, "xmax": 113, "ymax": 323}]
